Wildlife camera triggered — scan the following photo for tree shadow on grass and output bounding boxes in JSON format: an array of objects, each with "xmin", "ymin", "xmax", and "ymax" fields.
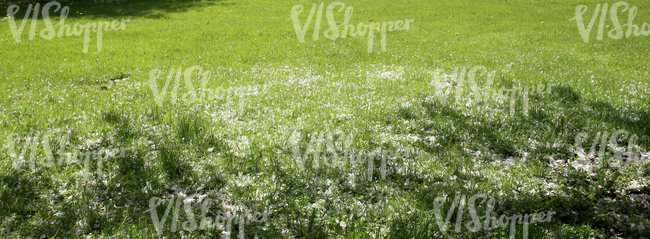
[
  {"xmin": 0, "ymin": 0, "xmax": 234, "ymax": 20},
  {"xmin": 381, "ymin": 83, "xmax": 650, "ymax": 237},
  {"xmin": 400, "ymin": 84, "xmax": 650, "ymax": 162},
  {"xmin": 0, "ymin": 170, "xmax": 44, "ymax": 220}
]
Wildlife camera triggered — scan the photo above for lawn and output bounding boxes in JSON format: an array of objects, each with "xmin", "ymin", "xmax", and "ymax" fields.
[{"xmin": 0, "ymin": 0, "xmax": 649, "ymax": 238}]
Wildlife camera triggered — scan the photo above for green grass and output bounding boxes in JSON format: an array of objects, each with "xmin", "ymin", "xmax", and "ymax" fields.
[{"xmin": 1, "ymin": 0, "xmax": 650, "ymax": 238}]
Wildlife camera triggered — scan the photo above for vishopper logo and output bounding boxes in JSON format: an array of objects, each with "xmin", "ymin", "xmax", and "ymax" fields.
[
  {"xmin": 290, "ymin": 1, "xmax": 414, "ymax": 53},
  {"xmin": 4, "ymin": 129, "xmax": 133, "ymax": 179},
  {"xmin": 574, "ymin": 130, "xmax": 646, "ymax": 168},
  {"xmin": 148, "ymin": 195, "xmax": 273, "ymax": 238},
  {"xmin": 571, "ymin": 1, "xmax": 650, "ymax": 43},
  {"xmin": 431, "ymin": 65, "xmax": 556, "ymax": 116},
  {"xmin": 288, "ymin": 130, "xmax": 417, "ymax": 181},
  {"xmin": 431, "ymin": 65, "xmax": 497, "ymax": 107},
  {"xmin": 431, "ymin": 193, "xmax": 555, "ymax": 238},
  {"xmin": 148, "ymin": 66, "xmax": 270, "ymax": 108},
  {"xmin": 1, "ymin": 1, "xmax": 130, "ymax": 52}
]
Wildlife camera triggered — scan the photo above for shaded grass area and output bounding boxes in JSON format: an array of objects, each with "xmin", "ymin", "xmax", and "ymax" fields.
[
  {"xmin": 1, "ymin": 73, "xmax": 649, "ymax": 237},
  {"xmin": 383, "ymin": 83, "xmax": 650, "ymax": 238},
  {"xmin": 0, "ymin": 0, "xmax": 227, "ymax": 20}
]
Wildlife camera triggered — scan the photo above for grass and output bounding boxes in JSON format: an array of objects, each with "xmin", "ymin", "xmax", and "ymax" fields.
[{"xmin": 1, "ymin": 0, "xmax": 650, "ymax": 238}]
